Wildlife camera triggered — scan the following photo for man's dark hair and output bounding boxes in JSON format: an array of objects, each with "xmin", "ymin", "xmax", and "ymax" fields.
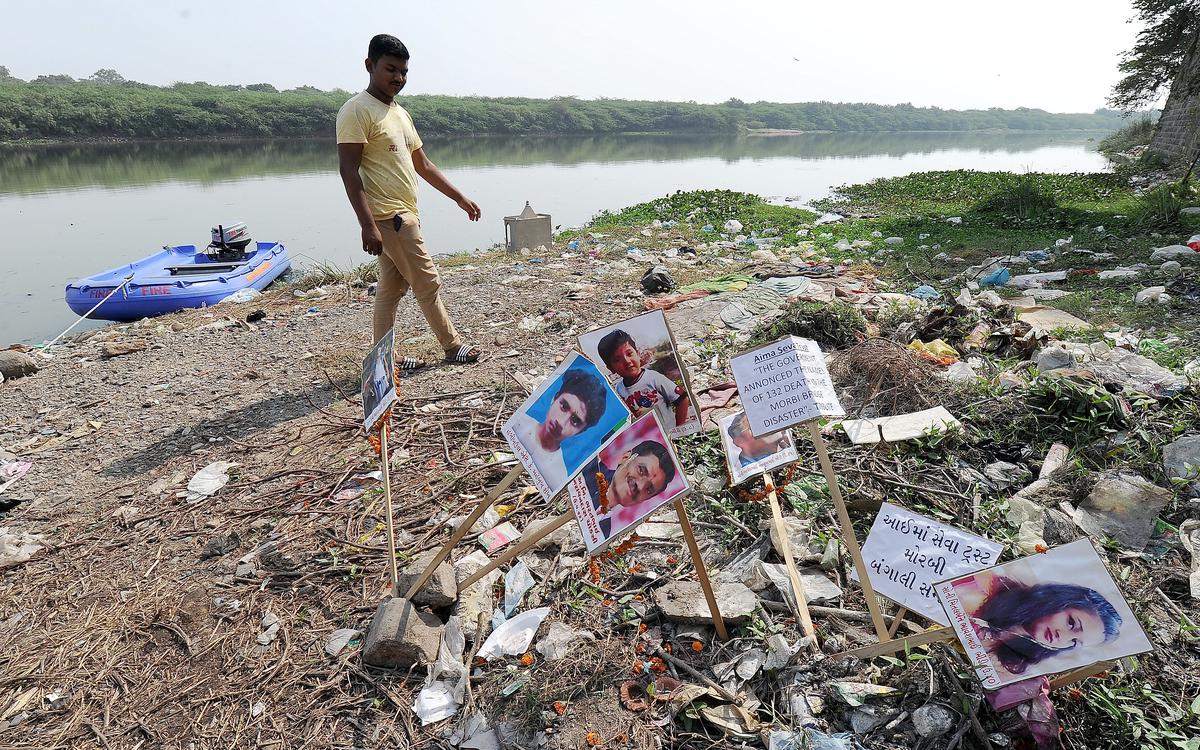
[
  {"xmin": 597, "ymin": 329, "xmax": 635, "ymax": 368},
  {"xmin": 368, "ymin": 34, "xmax": 410, "ymax": 62},
  {"xmin": 630, "ymin": 440, "xmax": 677, "ymax": 488},
  {"xmin": 728, "ymin": 412, "xmax": 750, "ymax": 441},
  {"xmin": 556, "ymin": 368, "xmax": 607, "ymax": 429}
]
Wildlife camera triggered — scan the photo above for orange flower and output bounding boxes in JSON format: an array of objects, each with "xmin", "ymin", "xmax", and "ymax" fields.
[
  {"xmin": 632, "ymin": 659, "xmax": 644, "ymax": 674},
  {"xmin": 1068, "ymin": 687, "xmax": 1083, "ymax": 700},
  {"xmin": 602, "ymin": 598, "xmax": 614, "ymax": 607},
  {"xmin": 552, "ymin": 701, "xmax": 566, "ymax": 716},
  {"xmin": 634, "ymin": 642, "xmax": 646, "ymax": 654},
  {"xmin": 1035, "ymin": 544, "xmax": 1049, "ymax": 553},
  {"xmin": 596, "ymin": 472, "xmax": 611, "ymax": 513},
  {"xmin": 649, "ymin": 657, "xmax": 667, "ymax": 673},
  {"xmin": 663, "ymin": 643, "xmax": 672, "ymax": 654},
  {"xmin": 588, "ymin": 557, "xmax": 602, "ymax": 584},
  {"xmin": 666, "ymin": 555, "xmax": 678, "ymax": 565},
  {"xmin": 628, "ymin": 564, "xmax": 643, "ymax": 573},
  {"xmin": 585, "ymin": 732, "xmax": 602, "ymax": 747},
  {"xmin": 519, "ymin": 652, "xmax": 535, "ymax": 666},
  {"xmin": 691, "ymin": 640, "xmax": 704, "ymax": 652},
  {"xmin": 638, "ymin": 623, "xmax": 647, "ymax": 633}
]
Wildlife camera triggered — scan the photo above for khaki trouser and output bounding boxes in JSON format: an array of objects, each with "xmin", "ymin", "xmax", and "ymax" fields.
[{"xmin": 373, "ymin": 213, "xmax": 461, "ymax": 351}]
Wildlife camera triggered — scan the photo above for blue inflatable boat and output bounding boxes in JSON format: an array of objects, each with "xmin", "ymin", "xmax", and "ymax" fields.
[{"xmin": 65, "ymin": 234, "xmax": 290, "ymax": 322}]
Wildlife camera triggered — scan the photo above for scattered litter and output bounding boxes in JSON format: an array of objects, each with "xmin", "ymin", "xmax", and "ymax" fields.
[
  {"xmin": 1018, "ymin": 306, "xmax": 1091, "ymax": 333},
  {"xmin": 1181, "ymin": 520, "xmax": 1200, "ymax": 599},
  {"xmin": 502, "ymin": 560, "xmax": 535, "ymax": 616},
  {"xmin": 184, "ymin": 461, "xmax": 237, "ymax": 503},
  {"xmin": 1073, "ymin": 472, "xmax": 1171, "ymax": 551},
  {"xmin": 908, "ymin": 285, "xmax": 939, "ymax": 301},
  {"xmin": 221, "ymin": 288, "xmax": 262, "ymax": 304},
  {"xmin": 841, "ymin": 406, "xmax": 961, "ymax": 444},
  {"xmin": 641, "ymin": 265, "xmax": 676, "ymax": 294},
  {"xmin": 832, "ymin": 682, "xmax": 899, "ymax": 707},
  {"xmin": 534, "ymin": 622, "xmax": 595, "ymax": 661},
  {"xmin": 1163, "ymin": 435, "xmax": 1200, "ymax": 498},
  {"xmin": 477, "ymin": 607, "xmax": 550, "ymax": 660},
  {"xmin": 0, "ymin": 527, "xmax": 45, "ymax": 569},
  {"xmin": 907, "ymin": 339, "xmax": 958, "ymax": 365},
  {"xmin": 479, "ymin": 522, "xmax": 520, "ymax": 554},
  {"xmin": 325, "ymin": 628, "xmax": 361, "ymax": 657},
  {"xmin": 0, "ymin": 460, "xmax": 32, "ymax": 495}
]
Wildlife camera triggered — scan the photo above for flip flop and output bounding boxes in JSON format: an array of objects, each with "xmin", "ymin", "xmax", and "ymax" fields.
[
  {"xmin": 395, "ymin": 357, "xmax": 427, "ymax": 375},
  {"xmin": 443, "ymin": 344, "xmax": 482, "ymax": 365}
]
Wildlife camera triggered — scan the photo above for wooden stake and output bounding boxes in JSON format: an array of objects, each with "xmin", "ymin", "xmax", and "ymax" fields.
[
  {"xmin": 673, "ymin": 496, "xmax": 729, "ymax": 642},
  {"xmin": 1049, "ymin": 660, "xmax": 1117, "ymax": 690},
  {"xmin": 887, "ymin": 607, "xmax": 909, "ymax": 639},
  {"xmin": 458, "ymin": 510, "xmax": 574, "ymax": 590},
  {"xmin": 379, "ymin": 426, "xmax": 400, "ymax": 596},
  {"xmin": 836, "ymin": 627, "xmax": 955, "ymax": 660},
  {"xmin": 404, "ymin": 464, "xmax": 524, "ymax": 600},
  {"xmin": 764, "ymin": 473, "xmax": 817, "ymax": 641},
  {"xmin": 806, "ymin": 420, "xmax": 891, "ymax": 641}
]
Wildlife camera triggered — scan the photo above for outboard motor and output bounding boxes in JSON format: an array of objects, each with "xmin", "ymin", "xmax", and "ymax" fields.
[{"xmin": 208, "ymin": 222, "xmax": 253, "ymax": 261}]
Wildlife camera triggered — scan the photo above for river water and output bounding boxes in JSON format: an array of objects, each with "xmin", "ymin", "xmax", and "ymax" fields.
[{"xmin": 0, "ymin": 132, "xmax": 1110, "ymax": 344}]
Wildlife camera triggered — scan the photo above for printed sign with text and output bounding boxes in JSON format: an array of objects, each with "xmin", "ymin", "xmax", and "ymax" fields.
[
  {"xmin": 935, "ymin": 539, "xmax": 1153, "ymax": 689},
  {"xmin": 852, "ymin": 503, "xmax": 1002, "ymax": 625},
  {"xmin": 729, "ymin": 336, "xmax": 844, "ymax": 438}
]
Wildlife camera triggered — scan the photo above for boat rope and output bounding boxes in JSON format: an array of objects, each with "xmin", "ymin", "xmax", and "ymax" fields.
[{"xmin": 40, "ymin": 274, "xmax": 135, "ymax": 353}]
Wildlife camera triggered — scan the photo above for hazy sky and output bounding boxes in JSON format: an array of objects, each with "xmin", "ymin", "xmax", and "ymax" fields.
[{"xmin": 1, "ymin": 0, "xmax": 1146, "ymax": 111}]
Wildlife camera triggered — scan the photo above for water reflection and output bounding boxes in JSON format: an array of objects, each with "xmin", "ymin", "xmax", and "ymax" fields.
[{"xmin": 0, "ymin": 131, "xmax": 1106, "ymax": 195}]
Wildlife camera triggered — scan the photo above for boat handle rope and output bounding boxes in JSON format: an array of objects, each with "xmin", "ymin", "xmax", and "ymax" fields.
[{"xmin": 39, "ymin": 274, "xmax": 135, "ymax": 355}]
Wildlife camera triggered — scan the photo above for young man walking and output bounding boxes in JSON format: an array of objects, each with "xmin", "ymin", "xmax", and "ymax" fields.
[{"xmin": 336, "ymin": 33, "xmax": 482, "ymax": 368}]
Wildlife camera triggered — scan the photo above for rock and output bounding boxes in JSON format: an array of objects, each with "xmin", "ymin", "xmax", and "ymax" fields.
[
  {"xmin": 850, "ymin": 707, "xmax": 886, "ymax": 735},
  {"xmin": 100, "ymin": 340, "xmax": 147, "ymax": 358},
  {"xmin": 1135, "ymin": 285, "xmax": 1169, "ymax": 304},
  {"xmin": 453, "ymin": 551, "xmax": 501, "ymax": 639},
  {"xmin": 723, "ymin": 219, "xmax": 743, "ymax": 233},
  {"xmin": 1073, "ymin": 472, "xmax": 1172, "ymax": 551},
  {"xmin": 884, "ymin": 236, "xmax": 904, "ymax": 245},
  {"xmin": 235, "ymin": 561, "xmax": 256, "ymax": 578},
  {"xmin": 653, "ymin": 580, "xmax": 757, "ymax": 625},
  {"xmin": 325, "ymin": 628, "xmax": 361, "ymax": 657},
  {"xmin": 1187, "ymin": 359, "xmax": 1200, "ymax": 384},
  {"xmin": 1149, "ymin": 245, "xmax": 1200, "ymax": 263},
  {"xmin": 395, "ymin": 550, "xmax": 458, "ymax": 608},
  {"xmin": 1163, "ymin": 435, "xmax": 1200, "ymax": 498},
  {"xmin": 1161, "ymin": 260, "xmax": 1183, "ymax": 276},
  {"xmin": 946, "ymin": 216, "xmax": 963, "ymax": 225},
  {"xmin": 0, "ymin": 351, "xmax": 38, "ymax": 381},
  {"xmin": 635, "ymin": 522, "xmax": 684, "ymax": 541},
  {"xmin": 912, "ymin": 704, "xmax": 957, "ymax": 738},
  {"xmin": 751, "ymin": 249, "xmax": 780, "ymax": 263},
  {"xmin": 361, "ymin": 597, "xmax": 443, "ymax": 668},
  {"xmin": 1026, "ymin": 288, "xmax": 1069, "ymax": 301},
  {"xmin": 1042, "ymin": 508, "xmax": 1081, "ymax": 546},
  {"xmin": 518, "ymin": 516, "xmax": 583, "ymax": 553}
]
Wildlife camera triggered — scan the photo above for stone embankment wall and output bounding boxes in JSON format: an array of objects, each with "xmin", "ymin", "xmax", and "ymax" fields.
[{"xmin": 1149, "ymin": 31, "xmax": 1200, "ymax": 168}]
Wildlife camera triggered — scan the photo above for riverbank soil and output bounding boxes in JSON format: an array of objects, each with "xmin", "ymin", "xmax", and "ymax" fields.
[{"xmin": 2, "ymin": 174, "xmax": 1199, "ymax": 749}]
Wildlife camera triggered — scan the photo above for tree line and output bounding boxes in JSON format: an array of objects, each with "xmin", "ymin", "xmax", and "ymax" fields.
[{"xmin": 0, "ymin": 67, "xmax": 1134, "ymax": 141}]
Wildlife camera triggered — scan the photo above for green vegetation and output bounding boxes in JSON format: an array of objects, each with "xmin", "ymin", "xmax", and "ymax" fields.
[
  {"xmin": 750, "ymin": 300, "xmax": 868, "ymax": 349},
  {"xmin": 1099, "ymin": 115, "xmax": 1157, "ymax": 154},
  {"xmin": 0, "ymin": 71, "xmax": 1137, "ymax": 141}
]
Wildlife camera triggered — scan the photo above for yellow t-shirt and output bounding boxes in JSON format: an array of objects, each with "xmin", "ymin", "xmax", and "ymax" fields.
[{"xmin": 335, "ymin": 91, "xmax": 424, "ymax": 220}]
